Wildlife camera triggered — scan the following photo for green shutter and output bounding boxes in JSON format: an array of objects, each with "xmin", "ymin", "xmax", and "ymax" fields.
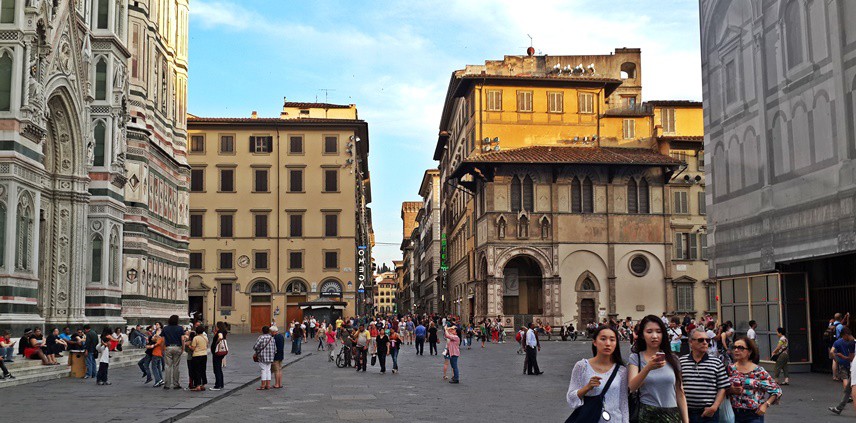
[
  {"xmin": 95, "ymin": 60, "xmax": 107, "ymax": 100},
  {"xmin": 94, "ymin": 122, "xmax": 106, "ymax": 166},
  {"xmin": 0, "ymin": 52, "xmax": 11, "ymax": 111}
]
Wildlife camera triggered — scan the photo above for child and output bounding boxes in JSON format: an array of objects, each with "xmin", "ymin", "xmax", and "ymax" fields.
[{"xmin": 96, "ymin": 335, "xmax": 111, "ymax": 385}]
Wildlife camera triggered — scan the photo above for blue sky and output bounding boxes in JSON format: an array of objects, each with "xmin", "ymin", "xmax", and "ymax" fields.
[{"xmin": 188, "ymin": 0, "xmax": 703, "ymax": 268}]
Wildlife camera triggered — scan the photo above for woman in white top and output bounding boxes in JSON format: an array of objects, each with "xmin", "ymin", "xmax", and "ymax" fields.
[{"xmin": 566, "ymin": 325, "xmax": 629, "ymax": 423}]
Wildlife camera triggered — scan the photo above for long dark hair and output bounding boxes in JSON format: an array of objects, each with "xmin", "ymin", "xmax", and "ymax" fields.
[
  {"xmin": 633, "ymin": 315, "xmax": 681, "ymax": 382},
  {"xmin": 590, "ymin": 325, "xmax": 624, "ymax": 365}
]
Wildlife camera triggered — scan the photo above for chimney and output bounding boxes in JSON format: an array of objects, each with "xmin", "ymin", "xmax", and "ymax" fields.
[{"xmin": 250, "ymin": 111, "xmax": 258, "ymax": 119}]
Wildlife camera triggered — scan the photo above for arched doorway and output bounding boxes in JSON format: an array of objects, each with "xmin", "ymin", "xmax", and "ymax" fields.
[
  {"xmin": 284, "ymin": 279, "xmax": 307, "ymax": 324},
  {"xmin": 503, "ymin": 255, "xmax": 543, "ymax": 316},
  {"xmin": 580, "ymin": 299, "xmax": 596, "ymax": 326},
  {"xmin": 249, "ymin": 280, "xmax": 272, "ymax": 333}
]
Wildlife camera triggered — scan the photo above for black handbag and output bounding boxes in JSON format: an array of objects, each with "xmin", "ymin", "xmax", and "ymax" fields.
[
  {"xmin": 628, "ymin": 352, "xmax": 641, "ymax": 422},
  {"xmin": 565, "ymin": 363, "xmax": 621, "ymax": 423}
]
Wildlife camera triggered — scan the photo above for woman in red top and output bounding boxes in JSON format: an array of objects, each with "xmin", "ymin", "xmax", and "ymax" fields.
[
  {"xmin": 23, "ymin": 329, "xmax": 54, "ymax": 365},
  {"xmin": 445, "ymin": 325, "xmax": 461, "ymax": 383}
]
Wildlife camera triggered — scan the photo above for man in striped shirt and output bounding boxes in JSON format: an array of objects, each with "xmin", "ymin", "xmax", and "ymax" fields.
[{"xmin": 680, "ymin": 327, "xmax": 730, "ymax": 423}]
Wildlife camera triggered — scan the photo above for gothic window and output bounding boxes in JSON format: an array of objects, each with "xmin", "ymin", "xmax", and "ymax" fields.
[
  {"xmin": 638, "ymin": 178, "xmax": 650, "ymax": 213},
  {"xmin": 96, "ymin": 0, "xmax": 110, "ymax": 29},
  {"xmin": 510, "ymin": 176, "xmax": 521, "ymax": 212},
  {"xmin": 582, "ymin": 177, "xmax": 594, "ymax": 213},
  {"xmin": 540, "ymin": 217, "xmax": 550, "ymax": 239},
  {"xmin": 161, "ymin": 60, "xmax": 168, "ymax": 113},
  {"xmin": 571, "ymin": 177, "xmax": 581, "ymax": 213},
  {"xmin": 522, "ymin": 175, "xmax": 534, "ymax": 212},
  {"xmin": 90, "ymin": 234, "xmax": 103, "ymax": 283},
  {"xmin": 95, "ymin": 58, "xmax": 107, "ymax": 100},
  {"xmin": 15, "ymin": 197, "xmax": 32, "ymax": 271},
  {"xmin": 109, "ymin": 229, "xmax": 120, "ymax": 285},
  {"xmin": 94, "ymin": 121, "xmax": 106, "ymax": 166},
  {"xmin": 627, "ymin": 178, "xmax": 638, "ymax": 213},
  {"xmin": 785, "ymin": 1, "xmax": 804, "ymax": 70},
  {"xmin": 0, "ymin": 50, "xmax": 11, "ymax": 111},
  {"xmin": 0, "ymin": 202, "xmax": 5, "ymax": 267},
  {"xmin": 0, "ymin": 0, "xmax": 14, "ymax": 24}
]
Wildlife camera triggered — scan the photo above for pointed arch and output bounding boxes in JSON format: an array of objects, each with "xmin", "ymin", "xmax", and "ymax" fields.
[
  {"xmin": 0, "ymin": 49, "xmax": 11, "ymax": 111},
  {"xmin": 15, "ymin": 192, "xmax": 34, "ymax": 271},
  {"xmin": 522, "ymin": 175, "xmax": 534, "ymax": 212},
  {"xmin": 582, "ymin": 176, "xmax": 594, "ymax": 213},
  {"xmin": 575, "ymin": 271, "xmax": 602, "ymax": 292},
  {"xmin": 90, "ymin": 234, "xmax": 103, "ymax": 283},
  {"xmin": 784, "ymin": 0, "xmax": 804, "ymax": 69},
  {"xmin": 510, "ymin": 176, "xmax": 521, "ymax": 212},
  {"xmin": 93, "ymin": 120, "xmax": 106, "ymax": 166},
  {"xmin": 638, "ymin": 178, "xmax": 650, "ymax": 213},
  {"xmin": 570, "ymin": 177, "xmax": 582, "ymax": 213},
  {"xmin": 109, "ymin": 227, "xmax": 120, "ymax": 285},
  {"xmin": 95, "ymin": 57, "xmax": 108, "ymax": 100},
  {"xmin": 627, "ymin": 177, "xmax": 638, "ymax": 213}
]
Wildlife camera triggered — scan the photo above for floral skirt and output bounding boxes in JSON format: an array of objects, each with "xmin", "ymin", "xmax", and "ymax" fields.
[{"xmin": 639, "ymin": 404, "xmax": 681, "ymax": 423}]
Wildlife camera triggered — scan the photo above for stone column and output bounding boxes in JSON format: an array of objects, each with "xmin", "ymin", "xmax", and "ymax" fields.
[{"xmin": 487, "ymin": 277, "xmax": 503, "ymax": 318}]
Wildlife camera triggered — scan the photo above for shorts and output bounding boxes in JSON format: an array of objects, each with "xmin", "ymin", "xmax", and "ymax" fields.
[
  {"xmin": 836, "ymin": 366, "xmax": 850, "ymax": 381},
  {"xmin": 670, "ymin": 343, "xmax": 681, "ymax": 353},
  {"xmin": 271, "ymin": 360, "xmax": 282, "ymax": 372}
]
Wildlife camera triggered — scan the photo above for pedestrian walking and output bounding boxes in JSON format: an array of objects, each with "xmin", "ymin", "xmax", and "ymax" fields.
[
  {"xmin": 414, "ymin": 321, "xmax": 426, "ymax": 355},
  {"xmin": 627, "ymin": 315, "xmax": 689, "ymax": 423},
  {"xmin": 376, "ymin": 329, "xmax": 390, "ymax": 374},
  {"xmin": 138, "ymin": 329, "xmax": 154, "ymax": 384},
  {"xmin": 465, "ymin": 324, "xmax": 474, "ymax": 349},
  {"xmin": 162, "ymin": 314, "xmax": 185, "ymax": 389},
  {"xmin": 668, "ymin": 318, "xmax": 684, "ymax": 354},
  {"xmin": 253, "ymin": 326, "xmax": 276, "ymax": 390},
  {"xmin": 354, "ymin": 324, "xmax": 370, "ymax": 372},
  {"xmin": 292, "ymin": 322, "xmax": 304, "ymax": 355},
  {"xmin": 445, "ymin": 325, "xmax": 460, "ymax": 384},
  {"xmin": 428, "ymin": 322, "xmax": 439, "ymax": 355},
  {"xmin": 389, "ymin": 329, "xmax": 401, "ymax": 374},
  {"xmin": 525, "ymin": 322, "xmax": 543, "ymax": 376},
  {"xmin": 271, "ymin": 326, "xmax": 285, "ymax": 389},
  {"xmin": 829, "ymin": 327, "xmax": 855, "ymax": 415},
  {"xmin": 680, "ymin": 328, "xmax": 729, "ymax": 423},
  {"xmin": 83, "ymin": 325, "xmax": 98, "ymax": 379},
  {"xmin": 326, "ymin": 325, "xmax": 336, "ymax": 352},
  {"xmin": 188, "ymin": 325, "xmax": 208, "ymax": 391},
  {"xmin": 565, "ymin": 325, "xmax": 628, "ymax": 422},
  {"xmin": 726, "ymin": 337, "xmax": 781, "ymax": 422},
  {"xmin": 210, "ymin": 322, "xmax": 228, "ymax": 391},
  {"xmin": 770, "ymin": 327, "xmax": 789, "ymax": 386}
]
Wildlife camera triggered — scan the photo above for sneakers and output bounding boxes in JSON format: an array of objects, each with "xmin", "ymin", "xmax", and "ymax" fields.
[
  {"xmin": 209, "ymin": 387, "xmax": 222, "ymax": 391},
  {"xmin": 449, "ymin": 379, "xmax": 459, "ymax": 384},
  {"xmin": 5, "ymin": 374, "xmax": 13, "ymax": 379},
  {"xmin": 829, "ymin": 406, "xmax": 842, "ymax": 415},
  {"xmin": 145, "ymin": 377, "xmax": 153, "ymax": 384},
  {"xmin": 153, "ymin": 380, "xmax": 164, "ymax": 387}
]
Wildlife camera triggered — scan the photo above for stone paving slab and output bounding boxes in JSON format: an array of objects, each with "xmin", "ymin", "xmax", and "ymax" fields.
[{"xmin": 2, "ymin": 334, "xmax": 309, "ymax": 423}]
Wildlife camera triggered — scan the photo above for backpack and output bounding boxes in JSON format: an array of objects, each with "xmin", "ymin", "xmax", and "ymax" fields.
[
  {"xmin": 823, "ymin": 325, "xmax": 837, "ymax": 343},
  {"xmin": 515, "ymin": 332, "xmax": 522, "ymax": 343}
]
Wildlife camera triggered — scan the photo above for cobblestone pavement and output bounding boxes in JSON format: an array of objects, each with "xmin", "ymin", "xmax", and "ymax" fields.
[
  {"xmin": 175, "ymin": 338, "xmax": 847, "ymax": 423},
  {"xmin": 2, "ymin": 336, "xmax": 848, "ymax": 422},
  {"xmin": 2, "ymin": 335, "xmax": 307, "ymax": 423}
]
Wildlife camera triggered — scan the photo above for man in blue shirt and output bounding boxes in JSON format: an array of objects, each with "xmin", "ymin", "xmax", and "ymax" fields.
[
  {"xmin": 830, "ymin": 327, "xmax": 855, "ymax": 415},
  {"xmin": 414, "ymin": 321, "xmax": 426, "ymax": 356},
  {"xmin": 271, "ymin": 326, "xmax": 285, "ymax": 389},
  {"xmin": 161, "ymin": 315, "xmax": 186, "ymax": 389}
]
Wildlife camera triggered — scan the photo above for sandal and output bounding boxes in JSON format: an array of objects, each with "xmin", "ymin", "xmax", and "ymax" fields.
[{"xmin": 256, "ymin": 387, "xmax": 266, "ymax": 390}]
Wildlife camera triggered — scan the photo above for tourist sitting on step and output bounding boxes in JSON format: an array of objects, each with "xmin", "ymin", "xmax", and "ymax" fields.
[
  {"xmin": 46, "ymin": 328, "xmax": 68, "ymax": 358},
  {"xmin": 0, "ymin": 331, "xmax": 15, "ymax": 363},
  {"xmin": 23, "ymin": 328, "xmax": 58, "ymax": 365},
  {"xmin": 0, "ymin": 352, "xmax": 14, "ymax": 380}
]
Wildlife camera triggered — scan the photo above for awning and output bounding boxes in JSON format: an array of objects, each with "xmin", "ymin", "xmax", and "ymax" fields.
[{"xmin": 300, "ymin": 304, "xmax": 346, "ymax": 310}]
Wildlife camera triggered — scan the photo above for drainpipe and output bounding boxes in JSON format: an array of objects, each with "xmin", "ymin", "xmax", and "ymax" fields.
[{"xmin": 275, "ymin": 125, "xmax": 281, "ymax": 308}]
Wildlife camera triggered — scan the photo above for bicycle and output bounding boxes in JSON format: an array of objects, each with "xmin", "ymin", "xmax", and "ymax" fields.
[{"xmin": 335, "ymin": 345, "xmax": 350, "ymax": 368}]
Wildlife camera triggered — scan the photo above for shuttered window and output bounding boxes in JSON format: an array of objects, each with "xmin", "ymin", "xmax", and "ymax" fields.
[
  {"xmin": 219, "ymin": 252, "xmax": 233, "ymax": 270},
  {"xmin": 289, "ymin": 136, "xmax": 303, "ymax": 154},
  {"xmin": 324, "ymin": 169, "xmax": 338, "ymax": 192},
  {"xmin": 219, "ymin": 169, "xmax": 234, "ymax": 192},
  {"xmin": 289, "ymin": 214, "xmax": 303, "ymax": 237},
  {"xmin": 189, "ymin": 252, "xmax": 203, "ymax": 270},
  {"xmin": 697, "ymin": 150, "xmax": 705, "ymax": 171},
  {"xmin": 190, "ymin": 168, "xmax": 204, "ymax": 192},
  {"xmin": 698, "ymin": 191, "xmax": 706, "ymax": 215},
  {"xmin": 324, "ymin": 136, "xmax": 338, "ymax": 154},
  {"xmin": 288, "ymin": 251, "xmax": 303, "ymax": 270},
  {"xmin": 324, "ymin": 251, "xmax": 338, "ymax": 269},
  {"xmin": 250, "ymin": 136, "xmax": 273, "ymax": 153},
  {"xmin": 674, "ymin": 232, "xmax": 685, "ymax": 259},
  {"xmin": 254, "ymin": 169, "xmax": 269, "ymax": 192},
  {"xmin": 288, "ymin": 169, "xmax": 303, "ymax": 192},
  {"xmin": 623, "ymin": 119, "xmax": 636, "ymax": 139},
  {"xmin": 220, "ymin": 283, "xmax": 233, "ymax": 308},
  {"xmin": 190, "ymin": 135, "xmax": 205, "ymax": 152},
  {"xmin": 324, "ymin": 214, "xmax": 338, "ymax": 237},
  {"xmin": 517, "ymin": 91, "xmax": 533, "ymax": 112},
  {"xmin": 254, "ymin": 251, "xmax": 269, "ymax": 270},
  {"xmin": 219, "ymin": 135, "xmax": 234, "ymax": 153},
  {"xmin": 190, "ymin": 213, "xmax": 203, "ymax": 237},
  {"xmin": 486, "ymin": 90, "xmax": 502, "ymax": 111},
  {"xmin": 662, "ymin": 108, "xmax": 676, "ymax": 134},
  {"xmin": 254, "ymin": 214, "xmax": 268, "ymax": 237},
  {"xmin": 700, "ymin": 234, "xmax": 709, "ymax": 260},
  {"xmin": 548, "ymin": 91, "xmax": 563, "ymax": 113},
  {"xmin": 579, "ymin": 93, "xmax": 594, "ymax": 114},
  {"xmin": 219, "ymin": 214, "xmax": 234, "ymax": 237},
  {"xmin": 707, "ymin": 284, "xmax": 716, "ymax": 312},
  {"xmin": 675, "ymin": 284, "xmax": 694, "ymax": 312},
  {"xmin": 673, "ymin": 191, "xmax": 689, "ymax": 214}
]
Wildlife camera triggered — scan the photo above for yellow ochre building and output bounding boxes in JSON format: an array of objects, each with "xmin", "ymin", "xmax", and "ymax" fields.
[{"xmin": 186, "ymin": 99, "xmax": 373, "ymax": 333}]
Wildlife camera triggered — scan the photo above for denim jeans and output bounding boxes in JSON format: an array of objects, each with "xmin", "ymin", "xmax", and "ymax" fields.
[
  {"xmin": 688, "ymin": 408, "xmax": 719, "ymax": 423},
  {"xmin": 295, "ymin": 338, "xmax": 302, "ymax": 354},
  {"xmin": 138, "ymin": 355, "xmax": 152, "ymax": 379},
  {"xmin": 0, "ymin": 346, "xmax": 13, "ymax": 361},
  {"xmin": 212, "ymin": 355, "xmax": 224, "ymax": 388},
  {"xmin": 151, "ymin": 356, "xmax": 163, "ymax": 383},
  {"xmin": 85, "ymin": 352, "xmax": 97, "ymax": 377},
  {"xmin": 733, "ymin": 409, "xmax": 763, "ymax": 423},
  {"xmin": 449, "ymin": 355, "xmax": 459, "ymax": 381},
  {"xmin": 391, "ymin": 348, "xmax": 399, "ymax": 370}
]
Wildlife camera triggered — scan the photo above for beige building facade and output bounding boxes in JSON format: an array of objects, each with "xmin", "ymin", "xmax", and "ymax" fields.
[{"xmin": 186, "ymin": 101, "xmax": 371, "ymax": 333}]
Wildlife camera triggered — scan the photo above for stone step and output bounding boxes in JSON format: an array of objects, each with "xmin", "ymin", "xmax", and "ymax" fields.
[{"xmin": 0, "ymin": 349, "xmax": 147, "ymax": 389}]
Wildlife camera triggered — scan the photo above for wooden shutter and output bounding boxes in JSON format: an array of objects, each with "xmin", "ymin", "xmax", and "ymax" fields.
[
  {"xmin": 290, "ymin": 214, "xmax": 302, "ymax": 237},
  {"xmin": 220, "ymin": 214, "xmax": 233, "ymax": 237},
  {"xmin": 289, "ymin": 169, "xmax": 302, "ymax": 192},
  {"xmin": 265, "ymin": 136, "xmax": 273, "ymax": 153},
  {"xmin": 674, "ymin": 232, "xmax": 684, "ymax": 259},
  {"xmin": 249, "ymin": 136, "xmax": 256, "ymax": 152},
  {"xmin": 681, "ymin": 192, "xmax": 688, "ymax": 214},
  {"xmin": 700, "ymin": 234, "xmax": 708, "ymax": 259},
  {"xmin": 689, "ymin": 233, "xmax": 698, "ymax": 259},
  {"xmin": 255, "ymin": 214, "xmax": 268, "ymax": 237},
  {"xmin": 325, "ymin": 169, "xmax": 338, "ymax": 192},
  {"xmin": 325, "ymin": 214, "xmax": 338, "ymax": 237}
]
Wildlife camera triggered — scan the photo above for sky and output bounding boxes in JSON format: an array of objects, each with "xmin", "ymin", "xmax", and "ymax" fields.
[{"xmin": 187, "ymin": 0, "xmax": 703, "ymax": 269}]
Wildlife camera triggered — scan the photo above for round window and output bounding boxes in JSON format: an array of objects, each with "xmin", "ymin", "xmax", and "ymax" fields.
[{"xmin": 629, "ymin": 255, "xmax": 649, "ymax": 277}]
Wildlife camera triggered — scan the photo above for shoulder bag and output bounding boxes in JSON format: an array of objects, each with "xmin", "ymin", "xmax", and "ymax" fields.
[
  {"xmin": 215, "ymin": 336, "xmax": 229, "ymax": 357},
  {"xmin": 565, "ymin": 363, "xmax": 621, "ymax": 423},
  {"xmin": 252, "ymin": 337, "xmax": 272, "ymax": 362},
  {"xmin": 628, "ymin": 351, "xmax": 642, "ymax": 422}
]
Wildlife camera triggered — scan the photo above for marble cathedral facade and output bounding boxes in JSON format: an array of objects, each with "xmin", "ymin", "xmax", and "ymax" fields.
[{"xmin": 0, "ymin": 0, "xmax": 189, "ymax": 332}]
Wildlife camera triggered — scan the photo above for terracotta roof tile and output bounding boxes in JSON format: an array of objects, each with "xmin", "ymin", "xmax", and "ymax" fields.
[
  {"xmin": 658, "ymin": 135, "xmax": 704, "ymax": 142},
  {"xmin": 462, "ymin": 146, "xmax": 683, "ymax": 166},
  {"xmin": 187, "ymin": 116, "xmax": 362, "ymax": 124},
  {"xmin": 645, "ymin": 100, "xmax": 703, "ymax": 107},
  {"xmin": 282, "ymin": 101, "xmax": 353, "ymax": 109}
]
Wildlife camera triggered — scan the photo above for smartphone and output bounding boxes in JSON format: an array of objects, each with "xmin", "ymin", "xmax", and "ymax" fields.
[{"xmin": 655, "ymin": 352, "xmax": 666, "ymax": 362}]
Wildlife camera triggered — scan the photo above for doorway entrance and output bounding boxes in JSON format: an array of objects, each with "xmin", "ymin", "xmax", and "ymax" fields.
[
  {"xmin": 580, "ymin": 299, "xmax": 596, "ymax": 326},
  {"xmin": 188, "ymin": 296, "xmax": 203, "ymax": 321},
  {"xmin": 251, "ymin": 305, "xmax": 271, "ymax": 333},
  {"xmin": 502, "ymin": 256, "xmax": 543, "ymax": 315}
]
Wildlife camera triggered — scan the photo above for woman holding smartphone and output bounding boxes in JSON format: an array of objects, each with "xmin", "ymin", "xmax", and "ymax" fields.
[
  {"xmin": 566, "ymin": 325, "xmax": 628, "ymax": 422},
  {"xmin": 628, "ymin": 315, "xmax": 689, "ymax": 423},
  {"xmin": 727, "ymin": 337, "xmax": 781, "ymax": 422}
]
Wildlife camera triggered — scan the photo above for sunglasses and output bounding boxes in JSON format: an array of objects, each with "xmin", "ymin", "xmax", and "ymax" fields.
[
  {"xmin": 732, "ymin": 345, "xmax": 749, "ymax": 351},
  {"xmin": 693, "ymin": 338, "xmax": 711, "ymax": 344}
]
